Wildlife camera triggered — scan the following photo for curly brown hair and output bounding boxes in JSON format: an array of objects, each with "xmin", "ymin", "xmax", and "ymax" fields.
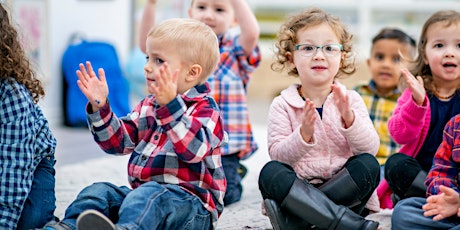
[
  {"xmin": 0, "ymin": 4, "xmax": 44, "ymax": 103},
  {"xmin": 411, "ymin": 10, "xmax": 460, "ymax": 93},
  {"xmin": 271, "ymin": 7, "xmax": 355, "ymax": 78}
]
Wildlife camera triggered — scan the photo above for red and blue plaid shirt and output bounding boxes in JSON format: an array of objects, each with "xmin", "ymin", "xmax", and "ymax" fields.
[
  {"xmin": 426, "ymin": 114, "xmax": 460, "ymax": 196},
  {"xmin": 86, "ymin": 83, "xmax": 227, "ymax": 225},
  {"xmin": 207, "ymin": 31, "xmax": 261, "ymax": 159}
]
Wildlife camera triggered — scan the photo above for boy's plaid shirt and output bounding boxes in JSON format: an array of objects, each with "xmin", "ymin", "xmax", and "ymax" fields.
[
  {"xmin": 426, "ymin": 114, "xmax": 460, "ymax": 196},
  {"xmin": 86, "ymin": 83, "xmax": 227, "ymax": 224},
  {"xmin": 208, "ymin": 32, "xmax": 261, "ymax": 159},
  {"xmin": 354, "ymin": 80, "xmax": 401, "ymax": 165}
]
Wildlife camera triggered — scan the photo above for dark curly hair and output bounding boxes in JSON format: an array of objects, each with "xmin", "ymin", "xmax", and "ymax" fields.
[
  {"xmin": 0, "ymin": 4, "xmax": 44, "ymax": 103},
  {"xmin": 271, "ymin": 7, "xmax": 355, "ymax": 78}
]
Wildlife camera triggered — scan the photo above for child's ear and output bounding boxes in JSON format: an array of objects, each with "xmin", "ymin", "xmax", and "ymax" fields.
[
  {"xmin": 287, "ymin": 52, "xmax": 295, "ymax": 68},
  {"xmin": 186, "ymin": 64, "xmax": 202, "ymax": 82},
  {"xmin": 423, "ymin": 53, "xmax": 429, "ymax": 65}
]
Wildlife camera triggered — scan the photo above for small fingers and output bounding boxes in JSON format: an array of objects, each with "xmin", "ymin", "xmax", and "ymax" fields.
[
  {"xmin": 79, "ymin": 62, "xmax": 88, "ymax": 76},
  {"xmin": 155, "ymin": 67, "xmax": 165, "ymax": 88},
  {"xmin": 85, "ymin": 61, "xmax": 97, "ymax": 77},
  {"xmin": 416, "ymin": 76, "xmax": 424, "ymax": 87},
  {"xmin": 76, "ymin": 68, "xmax": 88, "ymax": 86},
  {"xmin": 401, "ymin": 68, "xmax": 414, "ymax": 79},
  {"xmin": 98, "ymin": 68, "xmax": 106, "ymax": 84},
  {"xmin": 432, "ymin": 214, "xmax": 445, "ymax": 222},
  {"xmin": 171, "ymin": 69, "xmax": 179, "ymax": 85}
]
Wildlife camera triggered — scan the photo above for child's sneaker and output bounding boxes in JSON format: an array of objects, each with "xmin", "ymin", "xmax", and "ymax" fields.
[
  {"xmin": 238, "ymin": 163, "xmax": 248, "ymax": 179},
  {"xmin": 35, "ymin": 220, "xmax": 72, "ymax": 230},
  {"xmin": 76, "ymin": 209, "xmax": 116, "ymax": 230}
]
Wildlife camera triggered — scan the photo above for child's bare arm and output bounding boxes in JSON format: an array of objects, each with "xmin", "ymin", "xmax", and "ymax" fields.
[
  {"xmin": 423, "ymin": 185, "xmax": 460, "ymax": 221},
  {"xmin": 139, "ymin": 0, "xmax": 157, "ymax": 54},
  {"xmin": 232, "ymin": 0, "xmax": 259, "ymax": 56}
]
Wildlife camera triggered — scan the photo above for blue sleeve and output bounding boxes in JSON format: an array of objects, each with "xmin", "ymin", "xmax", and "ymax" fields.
[{"xmin": 0, "ymin": 82, "xmax": 37, "ymax": 228}]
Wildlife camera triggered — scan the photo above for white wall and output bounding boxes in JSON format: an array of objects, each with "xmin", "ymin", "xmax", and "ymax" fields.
[{"xmin": 43, "ymin": 0, "xmax": 131, "ymax": 125}]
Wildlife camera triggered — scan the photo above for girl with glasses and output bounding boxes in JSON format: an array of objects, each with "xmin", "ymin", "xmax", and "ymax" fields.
[{"xmin": 258, "ymin": 7, "xmax": 381, "ymax": 230}]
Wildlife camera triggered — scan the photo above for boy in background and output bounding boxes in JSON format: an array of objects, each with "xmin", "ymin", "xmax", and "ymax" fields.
[
  {"xmin": 354, "ymin": 28, "xmax": 416, "ymax": 170},
  {"xmin": 354, "ymin": 28, "xmax": 416, "ymax": 209},
  {"xmin": 139, "ymin": 0, "xmax": 261, "ymax": 206},
  {"xmin": 41, "ymin": 18, "xmax": 227, "ymax": 230}
]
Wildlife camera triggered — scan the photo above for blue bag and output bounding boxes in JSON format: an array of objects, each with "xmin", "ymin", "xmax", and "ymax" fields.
[{"xmin": 62, "ymin": 33, "xmax": 131, "ymax": 127}]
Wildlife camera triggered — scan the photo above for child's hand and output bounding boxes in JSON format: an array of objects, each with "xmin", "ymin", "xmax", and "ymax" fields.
[
  {"xmin": 401, "ymin": 68, "xmax": 425, "ymax": 106},
  {"xmin": 331, "ymin": 84, "xmax": 353, "ymax": 128},
  {"xmin": 423, "ymin": 185, "xmax": 460, "ymax": 221},
  {"xmin": 148, "ymin": 62, "xmax": 178, "ymax": 106},
  {"xmin": 76, "ymin": 61, "xmax": 109, "ymax": 112},
  {"xmin": 300, "ymin": 98, "xmax": 316, "ymax": 143}
]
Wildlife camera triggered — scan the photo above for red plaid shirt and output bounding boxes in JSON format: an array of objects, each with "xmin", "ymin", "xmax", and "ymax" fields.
[
  {"xmin": 86, "ymin": 83, "xmax": 227, "ymax": 225},
  {"xmin": 208, "ymin": 31, "xmax": 261, "ymax": 159},
  {"xmin": 426, "ymin": 114, "xmax": 460, "ymax": 196}
]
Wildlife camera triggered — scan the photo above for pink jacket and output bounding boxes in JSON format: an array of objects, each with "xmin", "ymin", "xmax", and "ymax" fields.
[
  {"xmin": 268, "ymin": 83, "xmax": 380, "ymax": 212},
  {"xmin": 377, "ymin": 88, "xmax": 431, "ymax": 208}
]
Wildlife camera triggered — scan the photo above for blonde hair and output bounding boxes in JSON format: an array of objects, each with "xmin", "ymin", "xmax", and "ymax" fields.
[
  {"xmin": 147, "ymin": 18, "xmax": 220, "ymax": 81},
  {"xmin": 271, "ymin": 7, "xmax": 355, "ymax": 78},
  {"xmin": 411, "ymin": 10, "xmax": 460, "ymax": 93}
]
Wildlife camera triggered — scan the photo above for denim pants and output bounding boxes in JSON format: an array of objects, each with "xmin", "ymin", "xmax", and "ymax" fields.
[
  {"xmin": 221, "ymin": 154, "xmax": 242, "ymax": 206},
  {"xmin": 392, "ymin": 197, "xmax": 460, "ymax": 230},
  {"xmin": 61, "ymin": 181, "xmax": 212, "ymax": 230},
  {"xmin": 17, "ymin": 156, "xmax": 56, "ymax": 229}
]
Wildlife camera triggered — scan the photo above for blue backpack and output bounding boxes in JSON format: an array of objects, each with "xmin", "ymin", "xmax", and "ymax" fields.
[{"xmin": 62, "ymin": 34, "xmax": 131, "ymax": 127}]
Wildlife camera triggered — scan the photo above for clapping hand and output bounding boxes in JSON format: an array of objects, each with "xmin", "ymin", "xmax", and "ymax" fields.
[
  {"xmin": 148, "ymin": 62, "xmax": 178, "ymax": 106},
  {"xmin": 300, "ymin": 98, "xmax": 316, "ymax": 143},
  {"xmin": 423, "ymin": 185, "xmax": 460, "ymax": 221},
  {"xmin": 76, "ymin": 61, "xmax": 109, "ymax": 112},
  {"xmin": 331, "ymin": 84, "xmax": 354, "ymax": 128},
  {"xmin": 401, "ymin": 68, "xmax": 425, "ymax": 106}
]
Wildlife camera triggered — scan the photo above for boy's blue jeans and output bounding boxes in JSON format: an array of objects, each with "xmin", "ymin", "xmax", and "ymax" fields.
[
  {"xmin": 392, "ymin": 197, "xmax": 460, "ymax": 230},
  {"xmin": 60, "ymin": 181, "xmax": 212, "ymax": 230},
  {"xmin": 17, "ymin": 156, "xmax": 56, "ymax": 229},
  {"xmin": 222, "ymin": 154, "xmax": 242, "ymax": 206}
]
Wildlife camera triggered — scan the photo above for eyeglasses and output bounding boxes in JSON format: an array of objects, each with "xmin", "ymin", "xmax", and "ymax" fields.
[{"xmin": 294, "ymin": 44, "xmax": 343, "ymax": 57}]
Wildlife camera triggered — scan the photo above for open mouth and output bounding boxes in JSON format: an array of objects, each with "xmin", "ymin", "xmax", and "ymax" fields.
[{"xmin": 443, "ymin": 62, "xmax": 457, "ymax": 68}]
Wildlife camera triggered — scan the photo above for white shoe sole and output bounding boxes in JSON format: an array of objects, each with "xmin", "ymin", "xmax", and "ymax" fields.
[{"xmin": 76, "ymin": 209, "xmax": 116, "ymax": 230}]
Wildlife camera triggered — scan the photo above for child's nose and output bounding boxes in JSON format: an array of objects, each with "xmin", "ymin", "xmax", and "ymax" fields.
[
  {"xmin": 444, "ymin": 50, "xmax": 456, "ymax": 58},
  {"xmin": 382, "ymin": 58, "xmax": 393, "ymax": 67},
  {"xmin": 203, "ymin": 9, "xmax": 214, "ymax": 19},
  {"xmin": 144, "ymin": 62, "xmax": 155, "ymax": 74},
  {"xmin": 312, "ymin": 49, "xmax": 326, "ymax": 60}
]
